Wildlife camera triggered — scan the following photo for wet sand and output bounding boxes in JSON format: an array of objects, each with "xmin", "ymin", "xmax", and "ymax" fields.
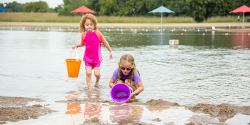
[
  {"xmin": 0, "ymin": 96, "xmax": 55, "ymax": 123},
  {"xmin": 1, "ymin": 96, "xmax": 250, "ymax": 125},
  {"xmin": 1, "ymin": 22, "xmax": 250, "ymax": 29}
]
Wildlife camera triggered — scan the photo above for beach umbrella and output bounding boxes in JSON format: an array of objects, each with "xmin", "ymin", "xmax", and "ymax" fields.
[
  {"xmin": 230, "ymin": 5, "xmax": 250, "ymax": 23},
  {"xmin": 149, "ymin": 6, "xmax": 174, "ymax": 24},
  {"xmin": 0, "ymin": 7, "xmax": 8, "ymax": 12},
  {"xmin": 71, "ymin": 6, "xmax": 96, "ymax": 22},
  {"xmin": 71, "ymin": 6, "xmax": 96, "ymax": 14}
]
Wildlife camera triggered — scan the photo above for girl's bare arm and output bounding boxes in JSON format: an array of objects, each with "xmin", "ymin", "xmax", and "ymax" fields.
[
  {"xmin": 72, "ymin": 43, "xmax": 84, "ymax": 49},
  {"xmin": 132, "ymin": 81, "xmax": 144, "ymax": 95},
  {"xmin": 109, "ymin": 79, "xmax": 115, "ymax": 88},
  {"xmin": 103, "ymin": 42, "xmax": 113, "ymax": 59}
]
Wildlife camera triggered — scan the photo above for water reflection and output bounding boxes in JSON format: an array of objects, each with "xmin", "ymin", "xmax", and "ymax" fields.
[
  {"xmin": 66, "ymin": 103, "xmax": 82, "ymax": 115},
  {"xmin": 103, "ymin": 30, "xmax": 244, "ymax": 49},
  {"xmin": 110, "ymin": 104, "xmax": 144, "ymax": 124},
  {"xmin": 110, "ymin": 104, "xmax": 132, "ymax": 120},
  {"xmin": 231, "ymin": 32, "xmax": 250, "ymax": 49},
  {"xmin": 84, "ymin": 103, "xmax": 102, "ymax": 120},
  {"xmin": 1, "ymin": 26, "xmax": 249, "ymax": 49},
  {"xmin": 169, "ymin": 45, "xmax": 178, "ymax": 50}
]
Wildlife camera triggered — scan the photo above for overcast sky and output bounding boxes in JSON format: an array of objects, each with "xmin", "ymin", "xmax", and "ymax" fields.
[{"xmin": 0, "ymin": 0, "xmax": 64, "ymax": 8}]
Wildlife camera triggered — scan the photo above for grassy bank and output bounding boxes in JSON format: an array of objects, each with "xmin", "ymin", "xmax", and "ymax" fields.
[{"xmin": 0, "ymin": 12, "xmax": 249, "ymax": 23}]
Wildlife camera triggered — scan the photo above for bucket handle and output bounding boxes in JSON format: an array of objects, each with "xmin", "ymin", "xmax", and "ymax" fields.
[
  {"xmin": 128, "ymin": 86, "xmax": 133, "ymax": 93},
  {"xmin": 70, "ymin": 48, "xmax": 79, "ymax": 62}
]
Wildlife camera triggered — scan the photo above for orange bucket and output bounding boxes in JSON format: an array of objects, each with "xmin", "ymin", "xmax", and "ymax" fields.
[
  {"xmin": 65, "ymin": 59, "xmax": 82, "ymax": 78},
  {"xmin": 65, "ymin": 49, "xmax": 82, "ymax": 78}
]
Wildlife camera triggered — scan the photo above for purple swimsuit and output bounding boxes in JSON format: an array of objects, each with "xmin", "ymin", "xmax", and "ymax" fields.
[{"xmin": 111, "ymin": 68, "xmax": 141, "ymax": 84}]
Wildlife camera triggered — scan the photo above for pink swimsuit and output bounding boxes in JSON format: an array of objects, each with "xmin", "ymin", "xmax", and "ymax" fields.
[{"xmin": 81, "ymin": 30, "xmax": 106, "ymax": 68}]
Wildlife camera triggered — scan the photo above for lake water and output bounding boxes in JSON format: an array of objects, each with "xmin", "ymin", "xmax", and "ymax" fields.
[{"xmin": 0, "ymin": 26, "xmax": 250, "ymax": 124}]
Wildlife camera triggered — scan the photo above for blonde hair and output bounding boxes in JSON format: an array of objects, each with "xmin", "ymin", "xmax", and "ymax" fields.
[
  {"xmin": 79, "ymin": 14, "xmax": 97, "ymax": 33},
  {"xmin": 117, "ymin": 54, "xmax": 140, "ymax": 82}
]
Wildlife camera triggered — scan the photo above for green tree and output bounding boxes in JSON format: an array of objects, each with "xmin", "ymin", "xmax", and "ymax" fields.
[
  {"xmin": 3, "ymin": 1, "xmax": 24, "ymax": 12},
  {"xmin": 0, "ymin": 3, "xmax": 4, "ymax": 8},
  {"xmin": 89, "ymin": 0, "xmax": 100, "ymax": 15},
  {"xmin": 125, "ymin": 0, "xmax": 151, "ymax": 16},
  {"xmin": 168, "ymin": 1, "xmax": 190, "ymax": 16},
  {"xmin": 99, "ymin": 0, "xmax": 119, "ymax": 16},
  {"xmin": 186, "ymin": 0, "xmax": 207, "ymax": 22},
  {"xmin": 58, "ymin": 0, "xmax": 71, "ymax": 16},
  {"xmin": 23, "ymin": 1, "xmax": 49, "ymax": 12},
  {"xmin": 12, "ymin": 4, "xmax": 25, "ymax": 12},
  {"xmin": 99, "ymin": 0, "xmax": 152, "ymax": 16},
  {"xmin": 23, "ymin": 2, "xmax": 33, "ymax": 12},
  {"xmin": 54, "ymin": 5, "xmax": 63, "ymax": 12}
]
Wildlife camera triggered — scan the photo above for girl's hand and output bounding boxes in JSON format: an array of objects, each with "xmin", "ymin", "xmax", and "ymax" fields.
[
  {"xmin": 72, "ymin": 45, "xmax": 77, "ymax": 49},
  {"xmin": 109, "ymin": 52, "xmax": 113, "ymax": 60}
]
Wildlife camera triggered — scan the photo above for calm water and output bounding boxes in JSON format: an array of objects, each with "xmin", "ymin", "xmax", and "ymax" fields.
[{"xmin": 0, "ymin": 26, "xmax": 250, "ymax": 124}]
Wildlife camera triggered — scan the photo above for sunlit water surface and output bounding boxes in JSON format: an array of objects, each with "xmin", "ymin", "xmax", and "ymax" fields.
[{"xmin": 0, "ymin": 26, "xmax": 250, "ymax": 124}]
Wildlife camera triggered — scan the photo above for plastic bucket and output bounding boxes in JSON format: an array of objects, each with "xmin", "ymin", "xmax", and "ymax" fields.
[
  {"xmin": 110, "ymin": 83, "xmax": 132, "ymax": 103},
  {"xmin": 65, "ymin": 48, "xmax": 82, "ymax": 78}
]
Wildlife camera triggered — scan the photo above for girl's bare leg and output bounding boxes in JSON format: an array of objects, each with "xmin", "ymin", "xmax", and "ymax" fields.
[
  {"xmin": 85, "ymin": 67, "xmax": 93, "ymax": 90},
  {"xmin": 94, "ymin": 68, "xmax": 101, "ymax": 87}
]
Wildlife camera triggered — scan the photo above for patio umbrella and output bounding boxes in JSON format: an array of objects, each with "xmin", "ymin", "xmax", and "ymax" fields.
[
  {"xmin": 71, "ymin": 6, "xmax": 96, "ymax": 14},
  {"xmin": 149, "ymin": 6, "xmax": 174, "ymax": 24},
  {"xmin": 230, "ymin": 5, "xmax": 250, "ymax": 23},
  {"xmin": 71, "ymin": 6, "xmax": 96, "ymax": 22}
]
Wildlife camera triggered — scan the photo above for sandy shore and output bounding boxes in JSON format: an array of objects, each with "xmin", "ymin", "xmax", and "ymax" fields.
[{"xmin": 1, "ymin": 22, "xmax": 250, "ymax": 28}]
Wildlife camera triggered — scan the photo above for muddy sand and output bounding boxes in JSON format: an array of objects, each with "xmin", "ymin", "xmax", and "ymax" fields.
[
  {"xmin": 1, "ymin": 96, "xmax": 250, "ymax": 125},
  {"xmin": 0, "ymin": 96, "xmax": 55, "ymax": 124}
]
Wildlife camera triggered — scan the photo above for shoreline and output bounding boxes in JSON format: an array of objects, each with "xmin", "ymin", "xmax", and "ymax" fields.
[{"xmin": 1, "ymin": 22, "xmax": 250, "ymax": 28}]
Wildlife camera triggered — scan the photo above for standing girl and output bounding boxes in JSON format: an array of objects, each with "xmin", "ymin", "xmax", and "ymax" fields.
[
  {"xmin": 109, "ymin": 54, "xmax": 144, "ymax": 102},
  {"xmin": 72, "ymin": 14, "xmax": 113, "ymax": 90}
]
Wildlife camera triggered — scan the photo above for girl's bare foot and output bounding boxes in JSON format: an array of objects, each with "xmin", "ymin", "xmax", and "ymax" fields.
[
  {"xmin": 94, "ymin": 82, "xmax": 99, "ymax": 87},
  {"xmin": 87, "ymin": 83, "xmax": 92, "ymax": 91}
]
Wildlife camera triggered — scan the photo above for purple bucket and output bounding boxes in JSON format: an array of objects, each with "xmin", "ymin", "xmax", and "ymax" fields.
[{"xmin": 110, "ymin": 83, "xmax": 131, "ymax": 103}]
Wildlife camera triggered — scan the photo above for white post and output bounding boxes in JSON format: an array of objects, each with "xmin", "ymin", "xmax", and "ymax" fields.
[{"xmin": 161, "ymin": 13, "xmax": 162, "ymax": 24}]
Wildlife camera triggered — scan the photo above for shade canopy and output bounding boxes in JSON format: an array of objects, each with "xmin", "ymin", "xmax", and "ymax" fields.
[
  {"xmin": 229, "ymin": 5, "xmax": 250, "ymax": 23},
  {"xmin": 230, "ymin": 5, "xmax": 250, "ymax": 13},
  {"xmin": 149, "ymin": 6, "xmax": 175, "ymax": 24},
  {"xmin": 71, "ymin": 6, "xmax": 96, "ymax": 13},
  {"xmin": 149, "ymin": 6, "xmax": 174, "ymax": 13},
  {"xmin": 0, "ymin": 7, "xmax": 8, "ymax": 12}
]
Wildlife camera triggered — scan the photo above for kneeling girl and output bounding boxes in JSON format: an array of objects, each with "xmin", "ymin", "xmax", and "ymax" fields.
[{"xmin": 109, "ymin": 54, "xmax": 144, "ymax": 102}]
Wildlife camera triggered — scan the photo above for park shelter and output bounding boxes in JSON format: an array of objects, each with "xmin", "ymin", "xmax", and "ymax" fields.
[{"xmin": 230, "ymin": 5, "xmax": 250, "ymax": 23}]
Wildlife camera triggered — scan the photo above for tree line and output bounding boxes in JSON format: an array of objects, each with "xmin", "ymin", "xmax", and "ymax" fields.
[
  {"xmin": 1, "ymin": 0, "xmax": 250, "ymax": 22},
  {"xmin": 0, "ymin": 1, "xmax": 61, "ymax": 13}
]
